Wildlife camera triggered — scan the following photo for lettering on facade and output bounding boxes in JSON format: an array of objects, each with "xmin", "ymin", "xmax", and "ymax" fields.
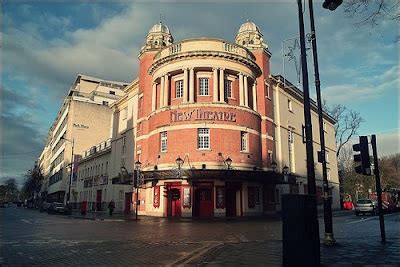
[
  {"xmin": 170, "ymin": 109, "xmax": 236, "ymax": 123},
  {"xmin": 73, "ymin": 123, "xmax": 89, "ymax": 129}
]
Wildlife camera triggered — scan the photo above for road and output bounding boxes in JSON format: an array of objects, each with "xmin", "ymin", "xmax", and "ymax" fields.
[{"xmin": 1, "ymin": 207, "xmax": 399, "ymax": 265}]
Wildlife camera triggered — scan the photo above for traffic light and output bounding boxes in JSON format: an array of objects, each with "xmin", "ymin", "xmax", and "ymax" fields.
[
  {"xmin": 322, "ymin": 0, "xmax": 343, "ymax": 11},
  {"xmin": 353, "ymin": 136, "xmax": 371, "ymax": 175}
]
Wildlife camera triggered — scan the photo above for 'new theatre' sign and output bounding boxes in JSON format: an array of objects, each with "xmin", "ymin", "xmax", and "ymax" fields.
[{"xmin": 170, "ymin": 109, "xmax": 236, "ymax": 123}]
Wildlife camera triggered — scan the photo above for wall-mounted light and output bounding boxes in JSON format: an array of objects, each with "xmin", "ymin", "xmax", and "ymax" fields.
[{"xmin": 271, "ymin": 161, "xmax": 277, "ymax": 172}]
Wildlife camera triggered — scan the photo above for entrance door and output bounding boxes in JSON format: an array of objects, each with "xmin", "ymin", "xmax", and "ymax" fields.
[
  {"xmin": 226, "ymin": 183, "xmax": 242, "ymax": 217},
  {"xmin": 125, "ymin": 192, "xmax": 132, "ymax": 214},
  {"xmin": 194, "ymin": 188, "xmax": 214, "ymax": 217},
  {"xmin": 263, "ymin": 186, "xmax": 275, "ymax": 212},
  {"xmin": 167, "ymin": 187, "xmax": 182, "ymax": 217},
  {"xmin": 96, "ymin": 190, "xmax": 102, "ymax": 211}
]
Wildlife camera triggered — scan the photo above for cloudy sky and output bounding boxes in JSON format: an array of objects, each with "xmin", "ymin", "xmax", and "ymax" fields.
[{"xmin": 1, "ymin": 1, "xmax": 398, "ymax": 186}]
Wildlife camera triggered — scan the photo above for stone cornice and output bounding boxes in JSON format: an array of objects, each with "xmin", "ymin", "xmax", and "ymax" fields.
[{"xmin": 148, "ymin": 50, "xmax": 262, "ymax": 77}]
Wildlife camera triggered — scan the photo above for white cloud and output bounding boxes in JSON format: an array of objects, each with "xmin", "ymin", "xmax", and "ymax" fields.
[{"xmin": 376, "ymin": 131, "xmax": 400, "ymax": 157}]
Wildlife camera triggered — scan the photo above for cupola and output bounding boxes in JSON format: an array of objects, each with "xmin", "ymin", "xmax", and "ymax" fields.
[
  {"xmin": 141, "ymin": 21, "xmax": 174, "ymax": 52},
  {"xmin": 235, "ymin": 20, "xmax": 268, "ymax": 50}
]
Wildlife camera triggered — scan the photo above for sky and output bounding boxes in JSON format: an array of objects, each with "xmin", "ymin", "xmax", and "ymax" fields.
[{"xmin": 1, "ymin": 1, "xmax": 398, "ymax": 187}]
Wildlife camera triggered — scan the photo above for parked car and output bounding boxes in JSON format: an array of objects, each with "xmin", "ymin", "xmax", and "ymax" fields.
[
  {"xmin": 355, "ymin": 199, "xmax": 377, "ymax": 216},
  {"xmin": 40, "ymin": 202, "xmax": 51, "ymax": 212},
  {"xmin": 47, "ymin": 202, "xmax": 66, "ymax": 214}
]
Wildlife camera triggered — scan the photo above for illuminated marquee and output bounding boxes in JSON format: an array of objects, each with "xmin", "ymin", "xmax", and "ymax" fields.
[{"xmin": 170, "ymin": 109, "xmax": 237, "ymax": 122}]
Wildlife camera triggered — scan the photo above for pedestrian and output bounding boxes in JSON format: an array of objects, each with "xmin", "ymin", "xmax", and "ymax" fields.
[{"xmin": 108, "ymin": 199, "xmax": 115, "ymax": 216}]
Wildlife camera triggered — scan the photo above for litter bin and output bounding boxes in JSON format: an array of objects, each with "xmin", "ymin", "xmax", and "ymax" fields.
[{"xmin": 282, "ymin": 194, "xmax": 320, "ymax": 266}]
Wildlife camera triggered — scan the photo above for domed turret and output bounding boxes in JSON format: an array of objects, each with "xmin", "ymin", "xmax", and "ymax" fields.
[
  {"xmin": 235, "ymin": 20, "xmax": 268, "ymax": 50},
  {"xmin": 141, "ymin": 21, "xmax": 174, "ymax": 52}
]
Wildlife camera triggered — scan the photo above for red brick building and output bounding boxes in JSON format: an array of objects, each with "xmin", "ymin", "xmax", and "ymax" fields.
[{"xmin": 115, "ymin": 20, "xmax": 339, "ymax": 217}]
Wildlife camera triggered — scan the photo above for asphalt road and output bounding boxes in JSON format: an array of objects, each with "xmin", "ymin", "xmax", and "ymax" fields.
[{"xmin": 1, "ymin": 207, "xmax": 399, "ymax": 265}]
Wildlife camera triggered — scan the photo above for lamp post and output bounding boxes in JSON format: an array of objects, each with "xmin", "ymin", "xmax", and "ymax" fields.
[
  {"xmin": 308, "ymin": 0, "xmax": 336, "ymax": 246},
  {"xmin": 296, "ymin": 0, "xmax": 320, "ymax": 263},
  {"xmin": 134, "ymin": 160, "xmax": 142, "ymax": 221},
  {"xmin": 61, "ymin": 137, "xmax": 74, "ymax": 208}
]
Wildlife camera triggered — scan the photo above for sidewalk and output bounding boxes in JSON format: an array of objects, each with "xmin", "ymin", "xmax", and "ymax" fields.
[{"xmin": 70, "ymin": 210, "xmax": 137, "ymax": 221}]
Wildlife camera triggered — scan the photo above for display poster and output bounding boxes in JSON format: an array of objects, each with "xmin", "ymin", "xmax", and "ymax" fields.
[
  {"xmin": 216, "ymin": 186, "xmax": 225, "ymax": 209},
  {"xmin": 153, "ymin": 186, "xmax": 160, "ymax": 208},
  {"xmin": 183, "ymin": 187, "xmax": 191, "ymax": 208}
]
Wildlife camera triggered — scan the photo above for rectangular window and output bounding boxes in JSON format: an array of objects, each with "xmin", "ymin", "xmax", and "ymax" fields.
[
  {"xmin": 288, "ymin": 99, "xmax": 292, "ymax": 111},
  {"xmin": 240, "ymin": 131, "xmax": 248, "ymax": 152},
  {"xmin": 102, "ymin": 101, "xmax": 109, "ymax": 106},
  {"xmin": 199, "ymin": 78, "xmax": 209, "ymax": 96},
  {"xmin": 327, "ymin": 169, "xmax": 331, "ymax": 181},
  {"xmin": 323, "ymin": 121, "xmax": 327, "ymax": 132},
  {"xmin": 197, "ymin": 128, "xmax": 210, "ymax": 149},
  {"xmin": 265, "ymin": 83, "xmax": 270, "ymax": 98},
  {"xmin": 122, "ymin": 107, "xmax": 128, "ymax": 120},
  {"xmin": 326, "ymin": 151, "xmax": 329, "ymax": 163},
  {"xmin": 176, "ymin": 80, "xmax": 183, "ymax": 98},
  {"xmin": 109, "ymin": 91, "xmax": 115, "ymax": 95},
  {"xmin": 224, "ymin": 80, "xmax": 232, "ymax": 99},
  {"xmin": 160, "ymin": 131, "xmax": 167, "ymax": 152}
]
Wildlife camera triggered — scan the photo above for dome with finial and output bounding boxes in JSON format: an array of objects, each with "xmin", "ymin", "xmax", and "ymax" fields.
[
  {"xmin": 237, "ymin": 19, "xmax": 261, "ymax": 34},
  {"xmin": 235, "ymin": 19, "xmax": 268, "ymax": 50},
  {"xmin": 141, "ymin": 21, "xmax": 174, "ymax": 53},
  {"xmin": 148, "ymin": 21, "xmax": 171, "ymax": 35}
]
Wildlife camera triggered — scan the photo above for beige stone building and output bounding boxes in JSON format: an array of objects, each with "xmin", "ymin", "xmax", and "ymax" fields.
[
  {"xmin": 38, "ymin": 74, "xmax": 128, "ymax": 203},
  {"xmin": 271, "ymin": 75, "xmax": 339, "ymax": 210}
]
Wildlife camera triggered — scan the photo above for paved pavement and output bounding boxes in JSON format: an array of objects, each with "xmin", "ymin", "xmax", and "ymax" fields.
[{"xmin": 1, "ymin": 207, "xmax": 399, "ymax": 266}]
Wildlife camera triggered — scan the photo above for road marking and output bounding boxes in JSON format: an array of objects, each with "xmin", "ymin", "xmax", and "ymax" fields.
[
  {"xmin": 347, "ymin": 217, "xmax": 376, "ymax": 224},
  {"xmin": 21, "ymin": 219, "xmax": 32, "ymax": 224}
]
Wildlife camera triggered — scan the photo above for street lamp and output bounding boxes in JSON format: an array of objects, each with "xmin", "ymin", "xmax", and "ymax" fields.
[
  {"xmin": 225, "ymin": 157, "xmax": 232, "ymax": 170},
  {"xmin": 176, "ymin": 156, "xmax": 184, "ymax": 169},
  {"xmin": 309, "ymin": 0, "xmax": 338, "ymax": 246},
  {"xmin": 282, "ymin": 165, "xmax": 289, "ymax": 183},
  {"xmin": 271, "ymin": 161, "xmax": 277, "ymax": 173},
  {"xmin": 61, "ymin": 136, "xmax": 74, "ymax": 209},
  {"xmin": 134, "ymin": 160, "xmax": 142, "ymax": 221}
]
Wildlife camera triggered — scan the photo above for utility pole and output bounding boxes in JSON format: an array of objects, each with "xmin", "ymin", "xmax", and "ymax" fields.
[
  {"xmin": 308, "ymin": 0, "xmax": 335, "ymax": 246},
  {"xmin": 371, "ymin": 134, "xmax": 386, "ymax": 243}
]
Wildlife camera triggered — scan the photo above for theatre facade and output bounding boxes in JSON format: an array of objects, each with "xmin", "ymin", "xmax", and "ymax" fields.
[{"xmin": 110, "ymin": 20, "xmax": 340, "ymax": 217}]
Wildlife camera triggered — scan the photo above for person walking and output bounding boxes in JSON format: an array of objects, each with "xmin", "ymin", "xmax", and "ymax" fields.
[{"xmin": 108, "ymin": 199, "xmax": 115, "ymax": 216}]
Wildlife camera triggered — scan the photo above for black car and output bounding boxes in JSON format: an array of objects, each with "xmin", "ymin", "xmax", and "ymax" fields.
[{"xmin": 48, "ymin": 202, "xmax": 66, "ymax": 214}]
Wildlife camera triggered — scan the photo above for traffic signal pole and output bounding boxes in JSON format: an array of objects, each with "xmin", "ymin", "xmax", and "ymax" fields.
[
  {"xmin": 308, "ymin": 0, "xmax": 335, "ymax": 246},
  {"xmin": 371, "ymin": 134, "xmax": 386, "ymax": 243}
]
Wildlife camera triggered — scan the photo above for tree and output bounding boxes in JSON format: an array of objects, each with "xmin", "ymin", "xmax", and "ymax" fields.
[
  {"xmin": 379, "ymin": 153, "xmax": 400, "ymax": 189},
  {"xmin": 343, "ymin": 0, "xmax": 400, "ymax": 41},
  {"xmin": 327, "ymin": 104, "xmax": 363, "ymax": 158},
  {"xmin": 0, "ymin": 178, "xmax": 20, "ymax": 202},
  {"xmin": 22, "ymin": 162, "xmax": 44, "ymax": 200}
]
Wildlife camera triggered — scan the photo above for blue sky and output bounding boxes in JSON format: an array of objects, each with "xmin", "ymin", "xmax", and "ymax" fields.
[{"xmin": 1, "ymin": 1, "xmax": 398, "ymax": 186}]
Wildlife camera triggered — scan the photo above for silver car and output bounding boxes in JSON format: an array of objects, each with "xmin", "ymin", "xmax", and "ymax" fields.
[{"xmin": 355, "ymin": 199, "xmax": 377, "ymax": 216}]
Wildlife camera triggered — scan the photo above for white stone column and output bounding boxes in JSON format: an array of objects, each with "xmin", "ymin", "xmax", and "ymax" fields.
[
  {"xmin": 151, "ymin": 82, "xmax": 157, "ymax": 111},
  {"xmin": 160, "ymin": 76, "xmax": 165, "ymax": 108},
  {"xmin": 244, "ymin": 75, "xmax": 249, "ymax": 107},
  {"xmin": 189, "ymin": 68, "xmax": 195, "ymax": 103},
  {"xmin": 252, "ymin": 80, "xmax": 257, "ymax": 112},
  {"xmin": 213, "ymin": 68, "xmax": 219, "ymax": 102},
  {"xmin": 183, "ymin": 68, "xmax": 188, "ymax": 103},
  {"xmin": 219, "ymin": 68, "xmax": 225, "ymax": 102},
  {"xmin": 164, "ymin": 74, "xmax": 169, "ymax": 106},
  {"xmin": 239, "ymin": 73, "xmax": 244, "ymax": 106}
]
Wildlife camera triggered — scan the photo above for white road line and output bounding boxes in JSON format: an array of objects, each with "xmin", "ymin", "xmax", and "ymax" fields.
[
  {"xmin": 21, "ymin": 219, "xmax": 32, "ymax": 224},
  {"xmin": 347, "ymin": 217, "xmax": 376, "ymax": 224}
]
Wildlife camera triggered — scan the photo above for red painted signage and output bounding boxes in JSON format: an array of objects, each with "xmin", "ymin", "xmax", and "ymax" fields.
[{"xmin": 170, "ymin": 109, "xmax": 236, "ymax": 123}]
